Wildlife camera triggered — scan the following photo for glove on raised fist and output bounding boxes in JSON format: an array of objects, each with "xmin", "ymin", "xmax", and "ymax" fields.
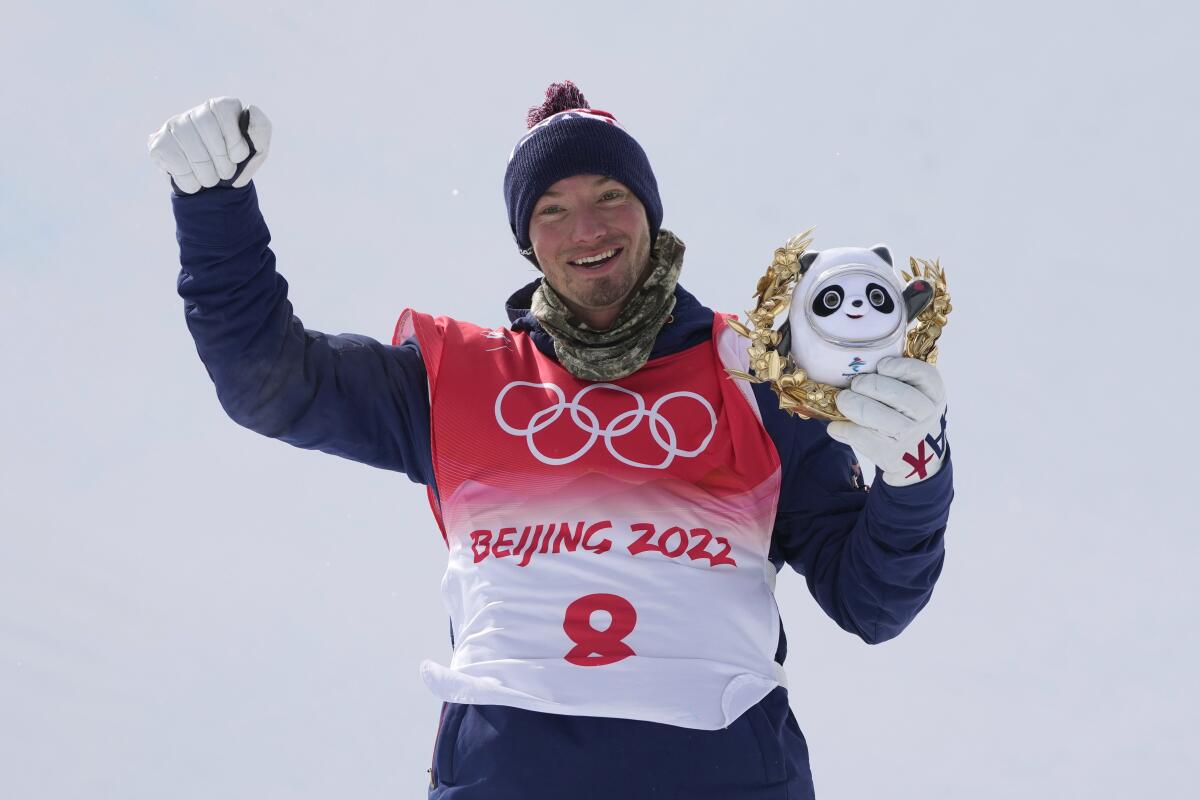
[
  {"xmin": 147, "ymin": 97, "xmax": 271, "ymax": 194},
  {"xmin": 827, "ymin": 357, "xmax": 949, "ymax": 487}
]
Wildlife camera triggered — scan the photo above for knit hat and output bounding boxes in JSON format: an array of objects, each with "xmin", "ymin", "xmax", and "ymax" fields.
[{"xmin": 503, "ymin": 81, "xmax": 663, "ymax": 265}]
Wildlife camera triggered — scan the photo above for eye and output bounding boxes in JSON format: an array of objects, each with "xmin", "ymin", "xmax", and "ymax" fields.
[
  {"xmin": 537, "ymin": 204, "xmax": 564, "ymax": 216},
  {"xmin": 811, "ymin": 285, "xmax": 843, "ymax": 317},
  {"xmin": 599, "ymin": 189, "xmax": 625, "ymax": 202},
  {"xmin": 865, "ymin": 282, "xmax": 895, "ymax": 313}
]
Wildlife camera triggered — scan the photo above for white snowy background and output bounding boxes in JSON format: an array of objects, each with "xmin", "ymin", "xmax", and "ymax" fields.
[{"xmin": 2, "ymin": 1, "xmax": 1197, "ymax": 798}]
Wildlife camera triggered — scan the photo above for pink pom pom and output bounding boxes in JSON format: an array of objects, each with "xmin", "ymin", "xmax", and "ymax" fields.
[{"xmin": 526, "ymin": 81, "xmax": 590, "ymax": 129}]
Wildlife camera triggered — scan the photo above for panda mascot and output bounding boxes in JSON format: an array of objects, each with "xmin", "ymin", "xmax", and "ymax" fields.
[{"xmin": 784, "ymin": 245, "xmax": 935, "ymax": 388}]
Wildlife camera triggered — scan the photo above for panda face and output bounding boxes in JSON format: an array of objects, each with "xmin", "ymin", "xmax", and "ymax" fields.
[
  {"xmin": 811, "ymin": 282, "xmax": 895, "ymax": 317},
  {"xmin": 805, "ymin": 268, "xmax": 902, "ymax": 344}
]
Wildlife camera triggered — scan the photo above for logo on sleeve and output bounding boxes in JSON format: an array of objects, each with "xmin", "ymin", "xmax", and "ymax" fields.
[{"xmin": 902, "ymin": 409, "xmax": 949, "ymax": 480}]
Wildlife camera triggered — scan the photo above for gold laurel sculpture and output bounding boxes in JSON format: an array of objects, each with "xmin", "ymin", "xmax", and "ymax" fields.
[{"xmin": 725, "ymin": 231, "xmax": 952, "ymax": 421}]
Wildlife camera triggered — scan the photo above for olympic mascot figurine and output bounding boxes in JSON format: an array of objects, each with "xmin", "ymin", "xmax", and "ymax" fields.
[
  {"xmin": 726, "ymin": 232, "xmax": 950, "ymax": 422},
  {"xmin": 785, "ymin": 246, "xmax": 934, "ymax": 388}
]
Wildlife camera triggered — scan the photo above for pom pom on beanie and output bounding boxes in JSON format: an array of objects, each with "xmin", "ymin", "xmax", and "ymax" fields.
[{"xmin": 527, "ymin": 81, "xmax": 590, "ymax": 128}]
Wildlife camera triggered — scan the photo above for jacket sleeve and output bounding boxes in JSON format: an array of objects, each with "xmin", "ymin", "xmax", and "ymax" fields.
[
  {"xmin": 171, "ymin": 182, "xmax": 435, "ymax": 484},
  {"xmin": 755, "ymin": 381, "xmax": 952, "ymax": 644}
]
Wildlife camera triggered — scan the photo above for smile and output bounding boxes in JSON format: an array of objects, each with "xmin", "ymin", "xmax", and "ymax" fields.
[
  {"xmin": 846, "ymin": 313, "xmax": 863, "ymax": 319},
  {"xmin": 570, "ymin": 248, "xmax": 622, "ymax": 269}
]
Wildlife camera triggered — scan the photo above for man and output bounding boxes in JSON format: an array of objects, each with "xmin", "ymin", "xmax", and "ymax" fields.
[{"xmin": 148, "ymin": 82, "xmax": 953, "ymax": 799}]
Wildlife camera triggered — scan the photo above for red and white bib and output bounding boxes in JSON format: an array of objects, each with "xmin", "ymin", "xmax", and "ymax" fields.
[{"xmin": 394, "ymin": 310, "xmax": 785, "ymax": 730}]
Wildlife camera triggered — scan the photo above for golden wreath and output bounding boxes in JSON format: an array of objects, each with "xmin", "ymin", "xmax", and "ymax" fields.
[{"xmin": 725, "ymin": 229, "xmax": 953, "ymax": 421}]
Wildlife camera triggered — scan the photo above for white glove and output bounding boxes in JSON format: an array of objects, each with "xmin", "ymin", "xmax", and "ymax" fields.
[
  {"xmin": 827, "ymin": 356, "xmax": 949, "ymax": 487},
  {"xmin": 146, "ymin": 97, "xmax": 271, "ymax": 194}
]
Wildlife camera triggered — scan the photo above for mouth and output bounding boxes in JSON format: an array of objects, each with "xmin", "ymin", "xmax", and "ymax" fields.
[
  {"xmin": 846, "ymin": 313, "xmax": 864, "ymax": 319},
  {"xmin": 569, "ymin": 247, "xmax": 623, "ymax": 271}
]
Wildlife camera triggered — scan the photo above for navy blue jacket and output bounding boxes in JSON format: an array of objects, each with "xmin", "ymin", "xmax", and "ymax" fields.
[{"xmin": 173, "ymin": 182, "xmax": 952, "ymax": 799}]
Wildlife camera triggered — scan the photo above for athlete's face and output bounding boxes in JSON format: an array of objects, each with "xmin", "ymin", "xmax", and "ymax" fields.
[{"xmin": 529, "ymin": 175, "xmax": 653, "ymax": 331}]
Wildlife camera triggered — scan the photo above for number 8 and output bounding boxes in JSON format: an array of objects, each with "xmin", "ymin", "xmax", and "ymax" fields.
[{"xmin": 562, "ymin": 593, "xmax": 637, "ymax": 666}]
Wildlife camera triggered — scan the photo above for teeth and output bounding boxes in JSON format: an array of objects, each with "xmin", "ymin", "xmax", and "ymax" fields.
[{"xmin": 572, "ymin": 249, "xmax": 616, "ymax": 265}]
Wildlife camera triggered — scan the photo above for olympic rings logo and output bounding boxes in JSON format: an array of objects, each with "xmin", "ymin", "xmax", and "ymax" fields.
[{"xmin": 494, "ymin": 381, "xmax": 717, "ymax": 469}]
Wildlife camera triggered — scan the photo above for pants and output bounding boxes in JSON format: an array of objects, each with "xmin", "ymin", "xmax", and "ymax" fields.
[{"xmin": 428, "ymin": 687, "xmax": 814, "ymax": 799}]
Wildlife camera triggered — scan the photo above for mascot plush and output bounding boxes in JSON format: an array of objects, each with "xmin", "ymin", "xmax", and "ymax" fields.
[{"xmin": 785, "ymin": 246, "xmax": 934, "ymax": 387}]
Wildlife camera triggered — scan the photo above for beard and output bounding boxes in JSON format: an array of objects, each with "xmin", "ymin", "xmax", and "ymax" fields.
[{"xmin": 572, "ymin": 271, "xmax": 636, "ymax": 309}]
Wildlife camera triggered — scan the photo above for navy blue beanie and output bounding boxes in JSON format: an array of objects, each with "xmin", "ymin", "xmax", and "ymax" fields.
[{"xmin": 504, "ymin": 82, "xmax": 663, "ymax": 265}]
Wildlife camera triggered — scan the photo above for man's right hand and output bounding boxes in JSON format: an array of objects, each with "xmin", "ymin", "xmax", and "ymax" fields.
[{"xmin": 147, "ymin": 97, "xmax": 271, "ymax": 194}]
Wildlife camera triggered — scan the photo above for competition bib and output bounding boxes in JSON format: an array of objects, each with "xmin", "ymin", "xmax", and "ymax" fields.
[{"xmin": 394, "ymin": 310, "xmax": 784, "ymax": 730}]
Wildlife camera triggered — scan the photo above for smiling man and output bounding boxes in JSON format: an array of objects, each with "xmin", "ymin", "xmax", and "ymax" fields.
[{"xmin": 149, "ymin": 82, "xmax": 954, "ymax": 799}]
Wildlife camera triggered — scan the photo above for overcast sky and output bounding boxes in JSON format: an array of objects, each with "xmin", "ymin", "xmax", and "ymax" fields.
[{"xmin": 2, "ymin": 1, "xmax": 1197, "ymax": 798}]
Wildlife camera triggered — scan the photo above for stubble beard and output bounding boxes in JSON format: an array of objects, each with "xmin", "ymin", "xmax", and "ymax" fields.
[
  {"xmin": 568, "ymin": 239, "xmax": 652, "ymax": 316},
  {"xmin": 576, "ymin": 272, "xmax": 634, "ymax": 309}
]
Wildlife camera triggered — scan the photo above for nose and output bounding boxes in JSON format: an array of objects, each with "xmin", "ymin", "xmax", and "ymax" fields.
[
  {"xmin": 851, "ymin": 299, "xmax": 863, "ymax": 307},
  {"xmin": 571, "ymin": 205, "xmax": 607, "ymax": 244}
]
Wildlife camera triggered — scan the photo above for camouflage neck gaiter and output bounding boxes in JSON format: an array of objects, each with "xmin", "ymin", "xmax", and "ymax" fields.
[{"xmin": 532, "ymin": 230, "xmax": 684, "ymax": 382}]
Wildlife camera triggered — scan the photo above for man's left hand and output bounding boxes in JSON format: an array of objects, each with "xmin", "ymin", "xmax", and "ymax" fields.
[{"xmin": 827, "ymin": 357, "xmax": 949, "ymax": 487}]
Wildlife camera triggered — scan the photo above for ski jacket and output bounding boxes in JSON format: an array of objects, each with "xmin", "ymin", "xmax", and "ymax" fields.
[{"xmin": 172, "ymin": 182, "xmax": 953, "ymax": 799}]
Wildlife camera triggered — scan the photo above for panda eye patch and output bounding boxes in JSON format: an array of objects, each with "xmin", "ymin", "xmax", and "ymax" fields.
[
  {"xmin": 866, "ymin": 283, "xmax": 895, "ymax": 313},
  {"xmin": 812, "ymin": 285, "xmax": 844, "ymax": 317}
]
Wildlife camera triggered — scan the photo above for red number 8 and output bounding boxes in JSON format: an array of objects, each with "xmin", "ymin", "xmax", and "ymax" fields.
[{"xmin": 563, "ymin": 593, "xmax": 637, "ymax": 667}]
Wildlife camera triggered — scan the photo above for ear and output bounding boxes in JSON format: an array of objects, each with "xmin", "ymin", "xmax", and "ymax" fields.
[
  {"xmin": 775, "ymin": 320, "xmax": 792, "ymax": 361},
  {"xmin": 870, "ymin": 245, "xmax": 893, "ymax": 266},
  {"xmin": 902, "ymin": 279, "xmax": 935, "ymax": 321},
  {"xmin": 799, "ymin": 251, "xmax": 819, "ymax": 273}
]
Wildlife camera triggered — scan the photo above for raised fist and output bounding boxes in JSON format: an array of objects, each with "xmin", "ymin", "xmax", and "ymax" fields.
[{"xmin": 147, "ymin": 97, "xmax": 271, "ymax": 194}]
